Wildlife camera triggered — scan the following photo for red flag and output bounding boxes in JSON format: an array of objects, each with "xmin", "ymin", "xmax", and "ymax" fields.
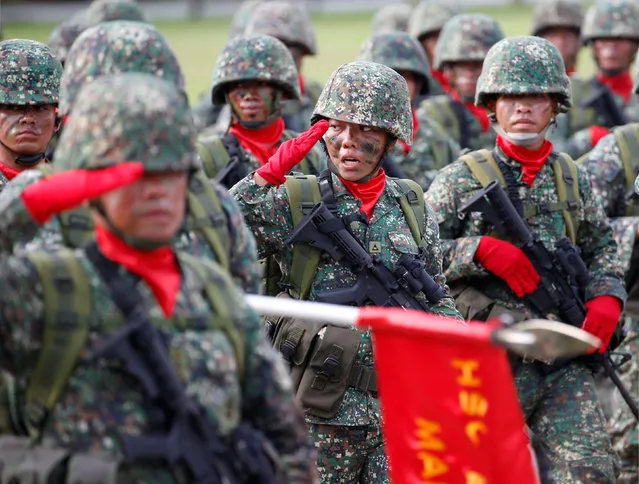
[{"xmin": 356, "ymin": 307, "xmax": 540, "ymax": 484}]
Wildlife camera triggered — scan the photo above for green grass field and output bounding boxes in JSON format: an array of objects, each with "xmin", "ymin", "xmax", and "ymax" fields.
[{"xmin": 5, "ymin": 4, "xmax": 597, "ymax": 103}]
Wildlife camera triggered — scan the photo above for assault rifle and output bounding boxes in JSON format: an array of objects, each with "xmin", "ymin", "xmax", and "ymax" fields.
[
  {"xmin": 460, "ymin": 181, "xmax": 638, "ymax": 419},
  {"xmin": 581, "ymin": 80, "xmax": 629, "ymax": 128},
  {"xmin": 286, "ymin": 201, "xmax": 445, "ymax": 309},
  {"xmin": 214, "ymin": 134, "xmax": 249, "ymax": 189}
]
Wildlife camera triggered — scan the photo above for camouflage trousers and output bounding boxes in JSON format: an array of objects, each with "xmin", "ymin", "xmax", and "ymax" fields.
[
  {"xmin": 515, "ymin": 361, "xmax": 619, "ymax": 483},
  {"xmin": 307, "ymin": 422, "xmax": 389, "ymax": 484}
]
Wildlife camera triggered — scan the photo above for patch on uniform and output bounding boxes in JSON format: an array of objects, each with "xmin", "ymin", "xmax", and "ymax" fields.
[{"xmin": 369, "ymin": 241, "xmax": 382, "ymax": 254}]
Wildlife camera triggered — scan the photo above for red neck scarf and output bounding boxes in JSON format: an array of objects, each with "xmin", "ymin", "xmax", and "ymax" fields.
[
  {"xmin": 450, "ymin": 90, "xmax": 490, "ymax": 132},
  {"xmin": 596, "ymin": 71, "xmax": 633, "ymax": 103},
  {"xmin": 228, "ymin": 117, "xmax": 286, "ymax": 166},
  {"xmin": 497, "ymin": 135, "xmax": 553, "ymax": 187},
  {"xmin": 340, "ymin": 168, "xmax": 387, "ymax": 220},
  {"xmin": 0, "ymin": 161, "xmax": 22, "ymax": 180},
  {"xmin": 299, "ymin": 75, "xmax": 306, "ymax": 96},
  {"xmin": 431, "ymin": 68, "xmax": 452, "ymax": 94},
  {"xmin": 95, "ymin": 225, "xmax": 181, "ymax": 317},
  {"xmin": 399, "ymin": 108, "xmax": 420, "ymax": 155},
  {"xmin": 566, "ymin": 66, "xmax": 576, "ymax": 76}
]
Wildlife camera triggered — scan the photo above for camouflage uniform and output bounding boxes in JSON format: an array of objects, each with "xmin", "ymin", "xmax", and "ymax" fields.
[
  {"xmin": 425, "ymin": 36, "xmax": 625, "ymax": 483},
  {"xmin": 197, "ymin": 34, "xmax": 324, "ymax": 187},
  {"xmin": 0, "ymin": 73, "xmax": 315, "ymax": 483},
  {"xmin": 356, "ymin": 31, "xmax": 459, "ymax": 190},
  {"xmin": 417, "ymin": 14, "xmax": 503, "ymax": 151},
  {"xmin": 244, "ymin": 1, "xmax": 322, "ymax": 132},
  {"xmin": 549, "ymin": 0, "xmax": 639, "ymax": 159},
  {"xmin": 0, "ymin": 39, "xmax": 62, "ymax": 191},
  {"xmin": 370, "ymin": 4, "xmax": 412, "ymax": 34},
  {"xmin": 231, "ymin": 61, "xmax": 462, "ymax": 483},
  {"xmin": 0, "ymin": 21, "xmax": 261, "ymax": 295}
]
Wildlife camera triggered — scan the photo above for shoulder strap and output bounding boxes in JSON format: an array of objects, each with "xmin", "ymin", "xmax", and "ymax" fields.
[
  {"xmin": 422, "ymin": 97, "xmax": 462, "ymax": 145},
  {"xmin": 179, "ymin": 253, "xmax": 245, "ymax": 382},
  {"xmin": 284, "ymin": 174, "xmax": 322, "ymax": 300},
  {"xmin": 393, "ymin": 178, "xmax": 425, "ymax": 245},
  {"xmin": 25, "ymin": 249, "xmax": 91, "ymax": 436},
  {"xmin": 460, "ymin": 149, "xmax": 506, "ymax": 187},
  {"xmin": 613, "ymin": 124, "xmax": 639, "ymax": 192},
  {"xmin": 196, "ymin": 134, "xmax": 233, "ymax": 179},
  {"xmin": 185, "ymin": 171, "xmax": 230, "ymax": 271},
  {"xmin": 549, "ymin": 153, "xmax": 581, "ymax": 245}
]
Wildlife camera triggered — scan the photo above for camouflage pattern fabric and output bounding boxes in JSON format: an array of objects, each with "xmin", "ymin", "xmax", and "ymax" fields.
[
  {"xmin": 59, "ymin": 21, "xmax": 186, "ymax": 116},
  {"xmin": 475, "ymin": 36, "xmax": 571, "ymax": 113},
  {"xmin": 433, "ymin": 13, "xmax": 504, "ymax": 71},
  {"xmin": 82, "ymin": 0, "xmax": 147, "ymax": 28},
  {"xmin": 211, "ymin": 35, "xmax": 301, "ymax": 106},
  {"xmin": 312, "ymin": 62, "xmax": 413, "ymax": 145},
  {"xmin": 244, "ymin": 1, "xmax": 317, "ymax": 55},
  {"xmin": 530, "ymin": 0, "xmax": 584, "ymax": 36},
  {"xmin": 0, "ymin": 39, "xmax": 62, "ymax": 105},
  {"xmin": 408, "ymin": 1, "xmax": 463, "ymax": 41},
  {"xmin": 228, "ymin": 0, "xmax": 265, "ymax": 39},
  {"xmin": 47, "ymin": 10, "xmax": 87, "ymax": 65},
  {"xmin": 370, "ymin": 4, "xmax": 412, "ymax": 34},
  {"xmin": 581, "ymin": 0, "xmax": 639, "ymax": 43},
  {"xmin": 280, "ymin": 76, "xmax": 324, "ymax": 132},
  {"xmin": 425, "ymin": 144, "xmax": 625, "ymax": 482}
]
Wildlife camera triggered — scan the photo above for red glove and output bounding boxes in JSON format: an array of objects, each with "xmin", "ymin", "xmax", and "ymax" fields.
[
  {"xmin": 22, "ymin": 162, "xmax": 145, "ymax": 224},
  {"xmin": 256, "ymin": 119, "xmax": 329, "ymax": 186},
  {"xmin": 589, "ymin": 125, "xmax": 609, "ymax": 147},
  {"xmin": 582, "ymin": 296, "xmax": 622, "ymax": 353},
  {"xmin": 474, "ymin": 236, "xmax": 541, "ymax": 298}
]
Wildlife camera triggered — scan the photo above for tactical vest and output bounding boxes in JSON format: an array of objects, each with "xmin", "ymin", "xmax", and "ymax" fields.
[
  {"xmin": 571, "ymin": 77, "xmax": 627, "ymax": 132},
  {"xmin": 460, "ymin": 149, "xmax": 581, "ymax": 245},
  {"xmin": 196, "ymin": 130, "xmax": 320, "ymax": 183},
  {"xmin": 611, "ymin": 123, "xmax": 639, "ymax": 217},
  {"xmin": 264, "ymin": 174, "xmax": 426, "ymax": 419},
  {"xmin": 35, "ymin": 165, "xmax": 231, "ymax": 271},
  {"xmin": 0, "ymin": 248, "xmax": 243, "ymax": 440}
]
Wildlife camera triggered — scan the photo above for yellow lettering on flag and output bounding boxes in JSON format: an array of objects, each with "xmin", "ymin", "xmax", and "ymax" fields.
[
  {"xmin": 417, "ymin": 451, "xmax": 450, "ymax": 479},
  {"xmin": 459, "ymin": 391, "xmax": 489, "ymax": 417},
  {"xmin": 465, "ymin": 421, "xmax": 488, "ymax": 446},
  {"xmin": 465, "ymin": 470, "xmax": 488, "ymax": 484},
  {"xmin": 415, "ymin": 418, "xmax": 446, "ymax": 451},
  {"xmin": 451, "ymin": 359, "xmax": 482, "ymax": 387}
]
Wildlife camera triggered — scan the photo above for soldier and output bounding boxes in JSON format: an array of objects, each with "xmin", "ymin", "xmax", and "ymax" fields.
[
  {"xmin": 550, "ymin": 0, "xmax": 639, "ymax": 159},
  {"xmin": 0, "ymin": 72, "xmax": 315, "ymax": 483},
  {"xmin": 356, "ymin": 31, "xmax": 459, "ymax": 190},
  {"xmin": 47, "ymin": 9, "xmax": 88, "ymax": 66},
  {"xmin": 530, "ymin": 0, "xmax": 584, "ymax": 76},
  {"xmin": 418, "ymin": 13, "xmax": 504, "ymax": 151},
  {"xmin": 83, "ymin": 0, "xmax": 147, "ymax": 25},
  {"xmin": 408, "ymin": 0, "xmax": 463, "ymax": 96},
  {"xmin": 425, "ymin": 36, "xmax": 625, "ymax": 482},
  {"xmin": 370, "ymin": 4, "xmax": 412, "ymax": 34},
  {"xmin": 196, "ymin": 34, "xmax": 324, "ymax": 189},
  {"xmin": 0, "ymin": 39, "xmax": 62, "ymax": 192},
  {"xmin": 0, "ymin": 21, "xmax": 261, "ymax": 295},
  {"xmin": 244, "ymin": 1, "xmax": 323, "ymax": 132},
  {"xmin": 230, "ymin": 60, "xmax": 462, "ymax": 483}
]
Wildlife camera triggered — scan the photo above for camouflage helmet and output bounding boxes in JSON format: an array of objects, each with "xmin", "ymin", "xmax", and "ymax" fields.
[
  {"xmin": 356, "ymin": 32, "xmax": 431, "ymax": 95},
  {"xmin": 47, "ymin": 10, "xmax": 87, "ymax": 65},
  {"xmin": 433, "ymin": 14, "xmax": 504, "ymax": 71},
  {"xmin": 55, "ymin": 73, "xmax": 197, "ymax": 173},
  {"xmin": 211, "ymin": 34, "xmax": 301, "ymax": 106},
  {"xmin": 312, "ymin": 61, "xmax": 413, "ymax": 145},
  {"xmin": 476, "ymin": 36, "xmax": 572, "ymax": 113},
  {"xmin": 409, "ymin": 1, "xmax": 464, "ymax": 41},
  {"xmin": 582, "ymin": 0, "xmax": 639, "ymax": 43},
  {"xmin": 83, "ymin": 0, "xmax": 147, "ymax": 27},
  {"xmin": 370, "ymin": 4, "xmax": 412, "ymax": 34},
  {"xmin": 245, "ymin": 1, "xmax": 317, "ymax": 55},
  {"xmin": 531, "ymin": 0, "xmax": 584, "ymax": 37},
  {"xmin": 0, "ymin": 39, "xmax": 63, "ymax": 106},
  {"xmin": 60, "ymin": 21, "xmax": 186, "ymax": 117},
  {"xmin": 228, "ymin": 0, "xmax": 265, "ymax": 39}
]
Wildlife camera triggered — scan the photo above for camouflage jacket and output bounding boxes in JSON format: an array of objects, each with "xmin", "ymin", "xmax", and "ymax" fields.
[
  {"xmin": 0, "ymin": 169, "xmax": 262, "ymax": 294},
  {"xmin": 388, "ymin": 112, "xmax": 460, "ymax": 191},
  {"xmin": 425, "ymin": 144, "xmax": 627, "ymax": 317},
  {"xmin": 0, "ymin": 243, "xmax": 315, "ymax": 482},
  {"xmin": 281, "ymin": 77, "xmax": 324, "ymax": 132},
  {"xmin": 550, "ymin": 76, "xmax": 639, "ymax": 159},
  {"xmin": 580, "ymin": 126, "xmax": 639, "ymax": 271},
  {"xmin": 0, "ymin": 170, "xmax": 8, "ymax": 193},
  {"xmin": 418, "ymin": 95, "xmax": 496, "ymax": 151},
  {"xmin": 230, "ymin": 170, "xmax": 462, "ymax": 426}
]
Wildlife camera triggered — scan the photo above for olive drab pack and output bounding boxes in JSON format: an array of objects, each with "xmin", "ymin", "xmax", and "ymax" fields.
[
  {"xmin": 609, "ymin": 123, "xmax": 639, "ymax": 216},
  {"xmin": 3, "ymin": 249, "xmax": 243, "ymax": 438},
  {"xmin": 460, "ymin": 149, "xmax": 581, "ymax": 244}
]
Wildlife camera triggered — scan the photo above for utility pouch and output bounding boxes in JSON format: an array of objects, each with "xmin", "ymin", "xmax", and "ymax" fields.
[{"xmin": 296, "ymin": 326, "xmax": 362, "ymax": 419}]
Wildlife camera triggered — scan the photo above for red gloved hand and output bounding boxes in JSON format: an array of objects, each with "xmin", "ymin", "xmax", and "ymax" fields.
[
  {"xmin": 589, "ymin": 125, "xmax": 609, "ymax": 147},
  {"xmin": 582, "ymin": 295, "xmax": 622, "ymax": 354},
  {"xmin": 256, "ymin": 119, "xmax": 329, "ymax": 186},
  {"xmin": 474, "ymin": 236, "xmax": 541, "ymax": 298},
  {"xmin": 22, "ymin": 162, "xmax": 145, "ymax": 224}
]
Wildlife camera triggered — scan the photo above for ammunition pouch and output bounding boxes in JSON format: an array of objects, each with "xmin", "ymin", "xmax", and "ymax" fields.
[{"xmin": 450, "ymin": 282, "xmax": 527, "ymax": 322}]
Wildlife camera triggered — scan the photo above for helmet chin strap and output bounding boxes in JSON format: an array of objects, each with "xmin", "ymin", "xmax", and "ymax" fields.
[
  {"xmin": 226, "ymin": 91, "xmax": 283, "ymax": 130},
  {"xmin": 489, "ymin": 113, "xmax": 555, "ymax": 148},
  {"xmin": 0, "ymin": 139, "xmax": 45, "ymax": 166}
]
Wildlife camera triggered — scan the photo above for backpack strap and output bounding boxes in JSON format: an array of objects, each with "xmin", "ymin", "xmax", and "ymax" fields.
[
  {"xmin": 460, "ymin": 149, "xmax": 506, "ymax": 187},
  {"xmin": 184, "ymin": 171, "xmax": 230, "ymax": 271},
  {"xmin": 421, "ymin": 96, "xmax": 463, "ymax": 147},
  {"xmin": 284, "ymin": 174, "xmax": 322, "ymax": 300},
  {"xmin": 613, "ymin": 124, "xmax": 639, "ymax": 192},
  {"xmin": 393, "ymin": 178, "xmax": 425, "ymax": 245},
  {"xmin": 179, "ymin": 254, "xmax": 245, "ymax": 382},
  {"xmin": 24, "ymin": 249, "xmax": 91, "ymax": 437},
  {"xmin": 196, "ymin": 134, "xmax": 233, "ymax": 179}
]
